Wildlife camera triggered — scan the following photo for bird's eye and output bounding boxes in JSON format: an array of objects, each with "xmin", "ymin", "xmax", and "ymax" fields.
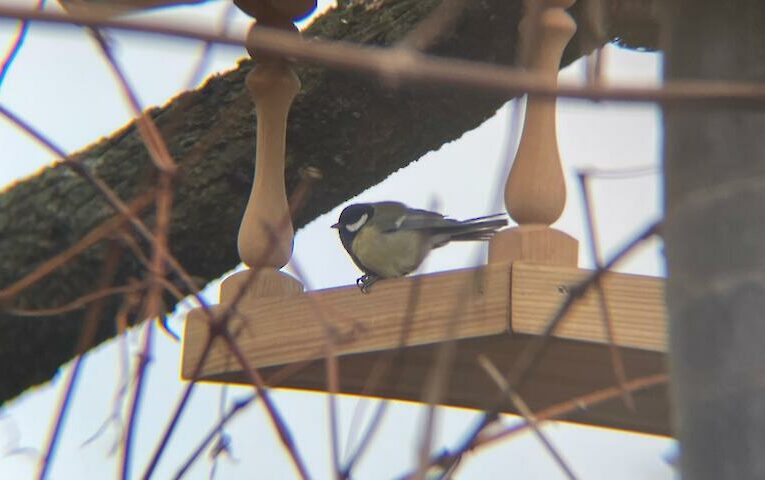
[{"xmin": 345, "ymin": 213, "xmax": 368, "ymax": 232}]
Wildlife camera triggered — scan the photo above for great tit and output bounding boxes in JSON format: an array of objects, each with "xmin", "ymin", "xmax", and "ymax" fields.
[{"xmin": 331, "ymin": 202, "xmax": 507, "ymax": 292}]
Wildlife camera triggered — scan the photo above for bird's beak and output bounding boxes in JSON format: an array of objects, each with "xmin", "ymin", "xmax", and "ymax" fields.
[{"xmin": 331, "ymin": 223, "xmax": 340, "ymax": 229}]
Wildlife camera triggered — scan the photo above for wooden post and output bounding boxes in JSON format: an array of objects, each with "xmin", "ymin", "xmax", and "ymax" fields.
[
  {"xmin": 488, "ymin": 0, "xmax": 579, "ymax": 267},
  {"xmin": 217, "ymin": 0, "xmax": 317, "ymax": 303},
  {"xmin": 664, "ymin": 1, "xmax": 765, "ymax": 478}
]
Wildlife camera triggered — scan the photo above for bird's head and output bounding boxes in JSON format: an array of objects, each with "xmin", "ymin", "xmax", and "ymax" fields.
[{"xmin": 331, "ymin": 203, "xmax": 374, "ymax": 237}]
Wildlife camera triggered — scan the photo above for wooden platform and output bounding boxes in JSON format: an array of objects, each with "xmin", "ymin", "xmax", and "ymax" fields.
[{"xmin": 181, "ymin": 263, "xmax": 669, "ymax": 435}]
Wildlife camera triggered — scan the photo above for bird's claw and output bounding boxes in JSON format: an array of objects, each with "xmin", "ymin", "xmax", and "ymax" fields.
[{"xmin": 356, "ymin": 274, "xmax": 379, "ymax": 294}]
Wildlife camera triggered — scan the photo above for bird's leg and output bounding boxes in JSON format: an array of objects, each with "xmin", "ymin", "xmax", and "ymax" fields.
[{"xmin": 356, "ymin": 274, "xmax": 379, "ymax": 293}]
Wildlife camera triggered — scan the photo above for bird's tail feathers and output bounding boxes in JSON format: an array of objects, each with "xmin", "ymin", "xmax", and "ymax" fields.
[
  {"xmin": 429, "ymin": 215, "xmax": 507, "ymax": 244},
  {"xmin": 457, "ymin": 213, "xmax": 507, "ymax": 224},
  {"xmin": 448, "ymin": 217, "xmax": 508, "ymax": 241}
]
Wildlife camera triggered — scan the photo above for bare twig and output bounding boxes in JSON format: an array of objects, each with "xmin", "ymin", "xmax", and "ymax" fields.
[
  {"xmin": 577, "ymin": 171, "xmax": 634, "ymax": 411},
  {"xmin": 172, "ymin": 394, "xmax": 257, "ymax": 479},
  {"xmin": 88, "ymin": 29, "xmax": 178, "ymax": 349},
  {"xmin": 81, "ymin": 295, "xmax": 136, "ymax": 452},
  {"xmin": 141, "ymin": 334, "xmax": 216, "ymax": 479},
  {"xmin": 476, "ymin": 374, "xmax": 669, "ymax": 449},
  {"xmin": 284, "ymin": 253, "xmax": 343, "ymax": 480},
  {"xmin": 185, "ymin": 1, "xmax": 237, "ymax": 89},
  {"xmin": 88, "ymin": 29, "xmax": 176, "ymax": 174},
  {"xmin": 0, "ymin": 187, "xmax": 150, "ymax": 306},
  {"xmin": 395, "ymin": 0, "xmax": 469, "ymax": 51},
  {"xmin": 11, "ymin": 25, "xmax": 207, "ymax": 480},
  {"xmin": 0, "ymin": 103, "xmax": 197, "ymax": 307},
  {"xmin": 400, "ymin": 373, "xmax": 668, "ymax": 479},
  {"xmin": 0, "ymin": 104, "xmax": 157, "ymax": 305},
  {"xmin": 0, "ymin": 0, "xmax": 45, "ymax": 88},
  {"xmin": 585, "ymin": 48, "xmax": 606, "ymax": 89},
  {"xmin": 121, "ymin": 320, "xmax": 155, "ymax": 480},
  {"xmin": 577, "ymin": 165, "xmax": 658, "ymax": 179},
  {"xmin": 5, "ymin": 282, "xmax": 147, "ymax": 317},
  {"xmin": 326, "ymin": 341, "xmax": 342, "ymax": 479},
  {"xmin": 209, "ymin": 385, "xmax": 231, "ymax": 478},
  {"xmin": 341, "ymin": 261, "xmax": 428, "ymax": 478},
  {"xmin": 478, "ymin": 355, "xmax": 578, "ymax": 480},
  {"xmin": 37, "ymin": 242, "xmax": 123, "ymax": 480},
  {"xmin": 218, "ymin": 328, "xmax": 311, "ymax": 479},
  {"xmin": 37, "ymin": 358, "xmax": 85, "ymax": 480},
  {"xmin": 0, "ymin": 6, "xmax": 764, "ymax": 106}
]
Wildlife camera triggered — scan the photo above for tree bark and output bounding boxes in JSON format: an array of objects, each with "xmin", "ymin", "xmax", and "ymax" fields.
[
  {"xmin": 0, "ymin": 0, "xmax": 658, "ymax": 405},
  {"xmin": 663, "ymin": 1, "xmax": 765, "ymax": 478}
]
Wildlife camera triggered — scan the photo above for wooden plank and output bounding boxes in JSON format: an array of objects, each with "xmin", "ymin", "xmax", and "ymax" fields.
[
  {"xmin": 511, "ymin": 263, "xmax": 666, "ymax": 352},
  {"xmin": 203, "ymin": 334, "xmax": 670, "ymax": 435},
  {"xmin": 181, "ymin": 262, "xmax": 670, "ymax": 434},
  {"xmin": 182, "ymin": 264, "xmax": 511, "ymax": 379}
]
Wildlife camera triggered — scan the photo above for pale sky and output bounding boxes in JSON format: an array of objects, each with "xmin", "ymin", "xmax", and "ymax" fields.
[{"xmin": 0, "ymin": 1, "xmax": 674, "ymax": 478}]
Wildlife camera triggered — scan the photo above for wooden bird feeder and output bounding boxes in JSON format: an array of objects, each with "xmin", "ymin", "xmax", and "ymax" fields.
[{"xmin": 181, "ymin": 0, "xmax": 670, "ymax": 436}]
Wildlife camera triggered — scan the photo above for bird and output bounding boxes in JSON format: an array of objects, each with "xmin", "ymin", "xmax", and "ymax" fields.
[{"xmin": 331, "ymin": 202, "xmax": 507, "ymax": 292}]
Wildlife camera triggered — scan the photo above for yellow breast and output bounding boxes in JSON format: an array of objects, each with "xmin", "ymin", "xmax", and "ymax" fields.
[{"xmin": 351, "ymin": 226, "xmax": 429, "ymax": 278}]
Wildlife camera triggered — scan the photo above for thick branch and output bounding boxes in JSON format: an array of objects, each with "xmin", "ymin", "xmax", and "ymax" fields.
[{"xmin": 0, "ymin": 0, "xmax": 657, "ymax": 405}]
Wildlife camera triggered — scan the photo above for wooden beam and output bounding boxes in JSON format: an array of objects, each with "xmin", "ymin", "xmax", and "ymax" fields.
[
  {"xmin": 183, "ymin": 264, "xmax": 512, "ymax": 374},
  {"xmin": 511, "ymin": 263, "xmax": 666, "ymax": 352},
  {"xmin": 181, "ymin": 263, "xmax": 670, "ymax": 435}
]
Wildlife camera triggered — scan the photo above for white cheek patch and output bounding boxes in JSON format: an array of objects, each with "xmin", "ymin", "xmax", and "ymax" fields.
[{"xmin": 345, "ymin": 213, "xmax": 368, "ymax": 232}]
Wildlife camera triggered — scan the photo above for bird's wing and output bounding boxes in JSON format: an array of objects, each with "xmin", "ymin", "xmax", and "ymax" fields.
[
  {"xmin": 387, "ymin": 211, "xmax": 509, "ymax": 233},
  {"xmin": 388, "ymin": 211, "xmax": 507, "ymax": 249},
  {"xmin": 383, "ymin": 208, "xmax": 456, "ymax": 232}
]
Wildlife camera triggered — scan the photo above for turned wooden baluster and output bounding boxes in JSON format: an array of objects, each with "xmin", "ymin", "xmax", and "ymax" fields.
[
  {"xmin": 489, "ymin": 0, "xmax": 579, "ymax": 267},
  {"xmin": 220, "ymin": 0, "xmax": 317, "ymax": 303}
]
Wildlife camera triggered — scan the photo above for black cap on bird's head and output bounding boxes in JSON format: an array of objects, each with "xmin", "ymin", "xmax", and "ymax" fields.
[
  {"xmin": 331, "ymin": 204, "xmax": 374, "ymax": 232},
  {"xmin": 332, "ymin": 203, "xmax": 374, "ymax": 255}
]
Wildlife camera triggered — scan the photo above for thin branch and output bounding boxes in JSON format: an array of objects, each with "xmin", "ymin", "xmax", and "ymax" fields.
[
  {"xmin": 172, "ymin": 394, "xmax": 257, "ymax": 479},
  {"xmin": 88, "ymin": 27, "xmax": 178, "ymax": 336},
  {"xmin": 341, "ymin": 266, "xmax": 428, "ymax": 477},
  {"xmin": 81, "ymin": 296, "xmax": 136, "ymax": 452},
  {"xmin": 5, "ymin": 282, "xmax": 147, "ymax": 317},
  {"xmin": 209, "ymin": 385, "xmax": 231, "ymax": 479},
  {"xmin": 88, "ymin": 29, "xmax": 176, "ymax": 174},
  {"xmin": 37, "ymin": 357, "xmax": 85, "ymax": 480},
  {"xmin": 577, "ymin": 165, "xmax": 658, "ymax": 179},
  {"xmin": 284, "ymin": 244, "xmax": 352, "ymax": 480},
  {"xmin": 120, "ymin": 320, "xmax": 155, "ymax": 480},
  {"xmin": 0, "ymin": 6, "xmax": 764, "ymax": 106},
  {"xmin": 218, "ymin": 328, "xmax": 311, "ymax": 479},
  {"xmin": 478, "ymin": 355, "xmax": 578, "ymax": 480},
  {"xmin": 326, "ymin": 342, "xmax": 342, "ymax": 480},
  {"xmin": 577, "ymin": 171, "xmax": 634, "ymax": 411},
  {"xmin": 0, "ymin": 0, "xmax": 45, "ymax": 88},
  {"xmin": 0, "ymin": 103, "xmax": 199, "ymax": 307},
  {"xmin": 395, "ymin": 0, "xmax": 469, "ymax": 51},
  {"xmin": 0, "ymin": 183, "xmax": 152, "ymax": 306},
  {"xmin": 476, "ymin": 374, "xmax": 669, "ymax": 449},
  {"xmin": 37, "ymin": 242, "xmax": 123, "ymax": 480},
  {"xmin": 185, "ymin": 0, "xmax": 237, "ymax": 89},
  {"xmin": 400, "ymin": 373, "xmax": 669, "ymax": 479},
  {"xmin": 141, "ymin": 334, "xmax": 216, "ymax": 479}
]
